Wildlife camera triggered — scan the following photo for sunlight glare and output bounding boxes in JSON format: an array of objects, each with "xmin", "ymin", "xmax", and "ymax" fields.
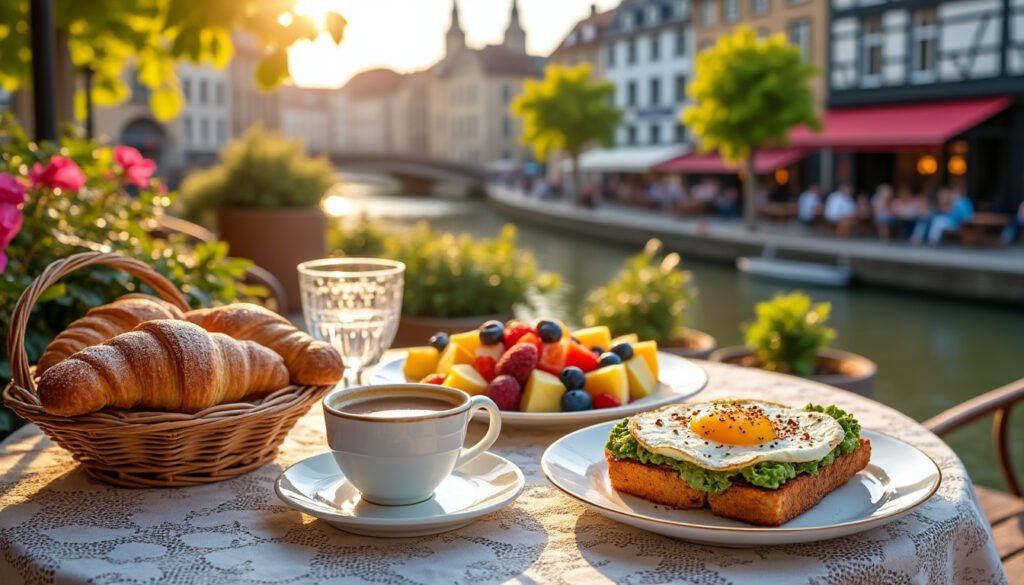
[
  {"xmin": 322, "ymin": 194, "xmax": 353, "ymax": 217},
  {"xmin": 278, "ymin": 12, "xmax": 294, "ymax": 27}
]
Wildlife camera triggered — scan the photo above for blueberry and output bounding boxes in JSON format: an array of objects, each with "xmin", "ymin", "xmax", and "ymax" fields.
[
  {"xmin": 478, "ymin": 320, "xmax": 504, "ymax": 345},
  {"xmin": 429, "ymin": 332, "xmax": 449, "ymax": 351},
  {"xmin": 598, "ymin": 352, "xmax": 622, "ymax": 367},
  {"xmin": 536, "ymin": 320, "xmax": 563, "ymax": 343},
  {"xmin": 561, "ymin": 389, "xmax": 593, "ymax": 412},
  {"xmin": 559, "ymin": 366, "xmax": 586, "ymax": 390},
  {"xmin": 610, "ymin": 342, "xmax": 634, "ymax": 361},
  {"xmin": 590, "ymin": 346, "xmax": 606, "ymax": 355}
]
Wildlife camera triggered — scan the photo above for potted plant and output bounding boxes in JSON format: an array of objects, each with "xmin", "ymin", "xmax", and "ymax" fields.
[
  {"xmin": 330, "ymin": 219, "xmax": 559, "ymax": 347},
  {"xmin": 181, "ymin": 126, "xmax": 336, "ymax": 310},
  {"xmin": 580, "ymin": 239, "xmax": 717, "ymax": 359},
  {"xmin": 709, "ymin": 292, "xmax": 877, "ymax": 395}
]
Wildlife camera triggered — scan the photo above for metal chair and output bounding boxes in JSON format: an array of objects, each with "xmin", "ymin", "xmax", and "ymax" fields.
[{"xmin": 924, "ymin": 377, "xmax": 1024, "ymax": 576}]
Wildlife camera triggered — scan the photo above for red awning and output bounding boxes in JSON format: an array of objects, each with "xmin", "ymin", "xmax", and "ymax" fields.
[
  {"xmin": 654, "ymin": 148, "xmax": 809, "ymax": 174},
  {"xmin": 789, "ymin": 96, "xmax": 1012, "ymax": 149}
]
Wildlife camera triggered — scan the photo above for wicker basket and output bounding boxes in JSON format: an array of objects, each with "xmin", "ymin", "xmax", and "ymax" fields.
[{"xmin": 3, "ymin": 251, "xmax": 332, "ymax": 488}]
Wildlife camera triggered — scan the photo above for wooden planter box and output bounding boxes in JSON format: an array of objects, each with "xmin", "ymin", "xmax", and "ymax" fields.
[{"xmin": 709, "ymin": 346, "xmax": 877, "ymax": 397}]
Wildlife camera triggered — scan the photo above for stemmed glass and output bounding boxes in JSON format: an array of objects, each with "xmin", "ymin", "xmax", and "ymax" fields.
[{"xmin": 297, "ymin": 258, "xmax": 405, "ymax": 388}]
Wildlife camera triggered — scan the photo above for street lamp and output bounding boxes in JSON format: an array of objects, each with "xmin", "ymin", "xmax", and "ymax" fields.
[{"xmin": 30, "ymin": 0, "xmax": 57, "ymax": 141}]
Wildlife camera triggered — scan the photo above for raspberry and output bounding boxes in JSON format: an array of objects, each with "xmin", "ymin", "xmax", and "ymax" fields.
[
  {"xmin": 486, "ymin": 375, "xmax": 522, "ymax": 411},
  {"xmin": 420, "ymin": 373, "xmax": 446, "ymax": 385},
  {"xmin": 474, "ymin": 356, "xmax": 497, "ymax": 382},
  {"xmin": 503, "ymin": 320, "xmax": 535, "ymax": 347},
  {"xmin": 495, "ymin": 342, "xmax": 539, "ymax": 385},
  {"xmin": 593, "ymin": 393, "xmax": 622, "ymax": 409}
]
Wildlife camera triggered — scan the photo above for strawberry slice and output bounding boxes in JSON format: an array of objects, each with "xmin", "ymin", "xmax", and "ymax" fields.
[
  {"xmin": 474, "ymin": 356, "xmax": 497, "ymax": 382},
  {"xmin": 564, "ymin": 341, "xmax": 600, "ymax": 372},
  {"xmin": 593, "ymin": 393, "xmax": 622, "ymax": 409},
  {"xmin": 538, "ymin": 339, "xmax": 569, "ymax": 376},
  {"xmin": 517, "ymin": 332, "xmax": 544, "ymax": 351},
  {"xmin": 503, "ymin": 320, "xmax": 535, "ymax": 347}
]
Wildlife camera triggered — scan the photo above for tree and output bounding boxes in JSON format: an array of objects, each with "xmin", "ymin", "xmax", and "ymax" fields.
[
  {"xmin": 0, "ymin": 0, "xmax": 345, "ymax": 123},
  {"xmin": 683, "ymin": 26, "xmax": 819, "ymax": 230},
  {"xmin": 512, "ymin": 63, "xmax": 621, "ymax": 200}
]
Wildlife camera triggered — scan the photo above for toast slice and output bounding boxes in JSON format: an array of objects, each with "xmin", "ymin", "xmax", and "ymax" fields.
[{"xmin": 606, "ymin": 438, "xmax": 872, "ymax": 526}]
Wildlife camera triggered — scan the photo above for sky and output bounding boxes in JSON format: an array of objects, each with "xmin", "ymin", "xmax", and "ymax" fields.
[{"xmin": 288, "ymin": 0, "xmax": 620, "ymax": 88}]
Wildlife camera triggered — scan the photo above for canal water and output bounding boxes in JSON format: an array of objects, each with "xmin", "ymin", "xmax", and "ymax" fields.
[{"xmin": 331, "ymin": 175, "xmax": 1024, "ymax": 490}]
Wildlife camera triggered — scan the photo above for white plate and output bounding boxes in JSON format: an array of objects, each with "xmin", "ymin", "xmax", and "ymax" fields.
[
  {"xmin": 371, "ymin": 351, "xmax": 708, "ymax": 428},
  {"xmin": 541, "ymin": 422, "xmax": 941, "ymax": 547},
  {"xmin": 276, "ymin": 451, "xmax": 524, "ymax": 538}
]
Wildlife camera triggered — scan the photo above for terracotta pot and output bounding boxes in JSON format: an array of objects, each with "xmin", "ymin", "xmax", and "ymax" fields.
[
  {"xmin": 709, "ymin": 345, "xmax": 877, "ymax": 397},
  {"xmin": 217, "ymin": 208, "xmax": 326, "ymax": 312},
  {"xmin": 392, "ymin": 313, "xmax": 513, "ymax": 349},
  {"xmin": 659, "ymin": 328, "xmax": 718, "ymax": 360}
]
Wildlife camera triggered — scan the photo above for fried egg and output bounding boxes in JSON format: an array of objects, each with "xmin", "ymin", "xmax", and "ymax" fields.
[{"xmin": 627, "ymin": 399, "xmax": 845, "ymax": 471}]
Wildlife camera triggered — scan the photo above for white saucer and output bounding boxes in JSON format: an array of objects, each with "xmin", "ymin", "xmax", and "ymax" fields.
[{"xmin": 275, "ymin": 451, "xmax": 525, "ymax": 538}]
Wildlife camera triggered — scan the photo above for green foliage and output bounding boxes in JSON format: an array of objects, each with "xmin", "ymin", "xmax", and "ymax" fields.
[
  {"xmin": 0, "ymin": 117, "xmax": 258, "ymax": 436},
  {"xmin": 682, "ymin": 26, "xmax": 820, "ymax": 163},
  {"xmin": 0, "ymin": 0, "xmax": 345, "ymax": 120},
  {"xmin": 581, "ymin": 239, "xmax": 697, "ymax": 345},
  {"xmin": 180, "ymin": 126, "xmax": 336, "ymax": 222},
  {"xmin": 744, "ymin": 292, "xmax": 836, "ymax": 376},
  {"xmin": 328, "ymin": 213, "xmax": 389, "ymax": 258},
  {"xmin": 512, "ymin": 63, "xmax": 621, "ymax": 165},
  {"xmin": 329, "ymin": 219, "xmax": 559, "ymax": 318}
]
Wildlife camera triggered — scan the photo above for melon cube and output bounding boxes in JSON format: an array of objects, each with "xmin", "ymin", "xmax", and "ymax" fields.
[
  {"xmin": 584, "ymin": 364, "xmax": 629, "ymax": 405},
  {"xmin": 403, "ymin": 346, "xmax": 440, "ymax": 381},
  {"xmin": 631, "ymin": 340, "xmax": 659, "ymax": 380},
  {"xmin": 520, "ymin": 369, "xmax": 565, "ymax": 413},
  {"xmin": 625, "ymin": 357, "xmax": 658, "ymax": 400},
  {"xmin": 442, "ymin": 364, "xmax": 488, "ymax": 395},
  {"xmin": 436, "ymin": 342, "xmax": 474, "ymax": 375},
  {"xmin": 572, "ymin": 326, "xmax": 612, "ymax": 351},
  {"xmin": 449, "ymin": 330, "xmax": 482, "ymax": 355},
  {"xmin": 611, "ymin": 333, "xmax": 639, "ymax": 346}
]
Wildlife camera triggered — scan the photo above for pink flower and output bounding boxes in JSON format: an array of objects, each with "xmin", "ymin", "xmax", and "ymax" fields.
[
  {"xmin": 0, "ymin": 173, "xmax": 26, "ymax": 205},
  {"xmin": 114, "ymin": 145, "xmax": 156, "ymax": 187},
  {"xmin": 29, "ymin": 155, "xmax": 86, "ymax": 191},
  {"xmin": 0, "ymin": 203, "xmax": 23, "ymax": 274}
]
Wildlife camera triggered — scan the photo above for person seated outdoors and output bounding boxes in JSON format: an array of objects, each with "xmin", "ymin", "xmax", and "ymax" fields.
[
  {"xmin": 872, "ymin": 184, "xmax": 896, "ymax": 241},
  {"xmin": 1003, "ymin": 201, "xmax": 1024, "ymax": 244},
  {"xmin": 825, "ymin": 184, "xmax": 857, "ymax": 237},
  {"xmin": 661, "ymin": 178, "xmax": 684, "ymax": 211},
  {"xmin": 797, "ymin": 184, "xmax": 822, "ymax": 225},
  {"xmin": 713, "ymin": 186, "xmax": 740, "ymax": 219},
  {"xmin": 891, "ymin": 187, "xmax": 921, "ymax": 239},
  {"xmin": 911, "ymin": 187, "xmax": 974, "ymax": 245}
]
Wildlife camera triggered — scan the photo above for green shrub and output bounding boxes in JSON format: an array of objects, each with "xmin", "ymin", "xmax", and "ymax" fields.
[
  {"xmin": 329, "ymin": 213, "xmax": 389, "ymax": 258},
  {"xmin": 744, "ymin": 292, "xmax": 836, "ymax": 376},
  {"xmin": 581, "ymin": 239, "xmax": 697, "ymax": 344},
  {"xmin": 180, "ymin": 125, "xmax": 336, "ymax": 223}
]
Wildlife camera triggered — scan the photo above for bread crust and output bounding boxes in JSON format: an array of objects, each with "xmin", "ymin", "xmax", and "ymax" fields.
[{"xmin": 606, "ymin": 438, "xmax": 872, "ymax": 526}]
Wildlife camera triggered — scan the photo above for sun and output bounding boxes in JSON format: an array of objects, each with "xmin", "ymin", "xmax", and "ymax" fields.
[{"xmin": 287, "ymin": 0, "xmax": 349, "ymax": 88}]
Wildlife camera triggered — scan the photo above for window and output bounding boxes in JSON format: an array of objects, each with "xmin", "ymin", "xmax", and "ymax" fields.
[
  {"xmin": 724, "ymin": 0, "xmax": 739, "ymax": 23},
  {"xmin": 502, "ymin": 84, "xmax": 512, "ymax": 103},
  {"xmin": 199, "ymin": 117, "xmax": 209, "ymax": 145},
  {"xmin": 606, "ymin": 43, "xmax": 617, "ymax": 68},
  {"xmin": 650, "ymin": 124, "xmax": 661, "ymax": 145},
  {"xmin": 788, "ymin": 20, "xmax": 811, "ymax": 58},
  {"xmin": 912, "ymin": 8, "xmax": 938, "ymax": 81},
  {"xmin": 627, "ymin": 81, "xmax": 637, "ymax": 106},
  {"xmin": 183, "ymin": 116, "xmax": 193, "ymax": 145},
  {"xmin": 216, "ymin": 118, "xmax": 226, "ymax": 144},
  {"xmin": 502, "ymin": 116, "xmax": 511, "ymax": 138},
  {"xmin": 650, "ymin": 34, "xmax": 660, "ymax": 61},
  {"xmin": 626, "ymin": 125, "xmax": 637, "ymax": 145},
  {"xmin": 183, "ymin": 79, "xmax": 192, "ymax": 101},
  {"xmin": 215, "ymin": 82, "xmax": 224, "ymax": 106},
  {"xmin": 627, "ymin": 38, "xmax": 637, "ymax": 64},
  {"xmin": 675, "ymin": 74, "xmax": 688, "ymax": 102},
  {"xmin": 675, "ymin": 26, "xmax": 687, "ymax": 56},
  {"xmin": 675, "ymin": 123, "xmax": 686, "ymax": 143},
  {"xmin": 634, "ymin": 8, "xmax": 645, "ymax": 26},
  {"xmin": 582, "ymin": 24, "xmax": 596, "ymax": 42},
  {"xmin": 751, "ymin": 0, "xmax": 769, "ymax": 16},
  {"xmin": 199, "ymin": 80, "xmax": 208, "ymax": 105},
  {"xmin": 650, "ymin": 77, "xmax": 661, "ymax": 106},
  {"xmin": 699, "ymin": 0, "xmax": 716, "ymax": 27},
  {"xmin": 862, "ymin": 16, "xmax": 884, "ymax": 82}
]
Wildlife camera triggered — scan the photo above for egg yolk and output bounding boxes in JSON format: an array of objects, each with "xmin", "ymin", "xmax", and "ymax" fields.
[{"xmin": 690, "ymin": 411, "xmax": 777, "ymax": 446}]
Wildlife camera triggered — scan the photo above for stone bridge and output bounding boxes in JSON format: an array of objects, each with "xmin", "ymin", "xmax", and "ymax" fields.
[{"xmin": 328, "ymin": 152, "xmax": 488, "ymax": 197}]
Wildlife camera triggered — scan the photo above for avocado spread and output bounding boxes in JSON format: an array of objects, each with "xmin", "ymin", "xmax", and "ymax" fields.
[{"xmin": 605, "ymin": 404, "xmax": 861, "ymax": 494}]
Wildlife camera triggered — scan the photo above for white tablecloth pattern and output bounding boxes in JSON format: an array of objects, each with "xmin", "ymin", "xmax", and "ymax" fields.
[{"xmin": 0, "ymin": 361, "xmax": 1007, "ymax": 585}]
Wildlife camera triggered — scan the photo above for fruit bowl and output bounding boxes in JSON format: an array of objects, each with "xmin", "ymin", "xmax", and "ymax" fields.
[{"xmin": 370, "ymin": 351, "xmax": 708, "ymax": 428}]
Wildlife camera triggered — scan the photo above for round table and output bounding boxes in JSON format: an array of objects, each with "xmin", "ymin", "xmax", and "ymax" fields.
[{"xmin": 0, "ymin": 361, "xmax": 1007, "ymax": 584}]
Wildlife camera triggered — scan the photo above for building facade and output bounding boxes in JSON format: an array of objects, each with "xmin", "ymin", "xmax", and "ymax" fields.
[
  {"xmin": 548, "ymin": 4, "xmax": 618, "ymax": 75},
  {"xmin": 824, "ymin": 0, "xmax": 1024, "ymax": 208},
  {"xmin": 332, "ymin": 68, "xmax": 405, "ymax": 153},
  {"xmin": 229, "ymin": 33, "xmax": 281, "ymax": 138},
  {"xmin": 178, "ymin": 64, "xmax": 231, "ymax": 167},
  {"xmin": 278, "ymin": 86, "xmax": 333, "ymax": 155}
]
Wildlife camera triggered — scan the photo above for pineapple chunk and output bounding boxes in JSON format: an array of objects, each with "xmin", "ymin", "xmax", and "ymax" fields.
[
  {"xmin": 611, "ymin": 333, "xmax": 639, "ymax": 346},
  {"xmin": 521, "ymin": 369, "xmax": 565, "ymax": 413},
  {"xmin": 572, "ymin": 326, "xmax": 612, "ymax": 351},
  {"xmin": 625, "ymin": 357, "xmax": 658, "ymax": 400},
  {"xmin": 403, "ymin": 346, "xmax": 440, "ymax": 381},
  {"xmin": 631, "ymin": 340, "xmax": 659, "ymax": 380},
  {"xmin": 584, "ymin": 364, "xmax": 629, "ymax": 405},
  {"xmin": 436, "ymin": 342, "xmax": 474, "ymax": 375},
  {"xmin": 442, "ymin": 364, "xmax": 488, "ymax": 395},
  {"xmin": 449, "ymin": 330, "xmax": 482, "ymax": 355}
]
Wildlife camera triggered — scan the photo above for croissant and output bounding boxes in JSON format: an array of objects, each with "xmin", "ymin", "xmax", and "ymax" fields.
[
  {"xmin": 37, "ymin": 294, "xmax": 185, "ymax": 375},
  {"xmin": 37, "ymin": 320, "xmax": 290, "ymax": 416},
  {"xmin": 185, "ymin": 303, "xmax": 343, "ymax": 386}
]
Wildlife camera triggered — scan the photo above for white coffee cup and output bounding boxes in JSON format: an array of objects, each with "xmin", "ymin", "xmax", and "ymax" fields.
[{"xmin": 323, "ymin": 384, "xmax": 502, "ymax": 506}]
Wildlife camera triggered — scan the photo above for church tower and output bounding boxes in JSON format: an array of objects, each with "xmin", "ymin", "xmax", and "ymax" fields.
[
  {"xmin": 502, "ymin": 0, "xmax": 526, "ymax": 54},
  {"xmin": 445, "ymin": 1, "xmax": 466, "ymax": 58}
]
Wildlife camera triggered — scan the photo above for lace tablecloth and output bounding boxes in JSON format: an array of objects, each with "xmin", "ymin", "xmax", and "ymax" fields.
[{"xmin": 0, "ymin": 361, "xmax": 1007, "ymax": 584}]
